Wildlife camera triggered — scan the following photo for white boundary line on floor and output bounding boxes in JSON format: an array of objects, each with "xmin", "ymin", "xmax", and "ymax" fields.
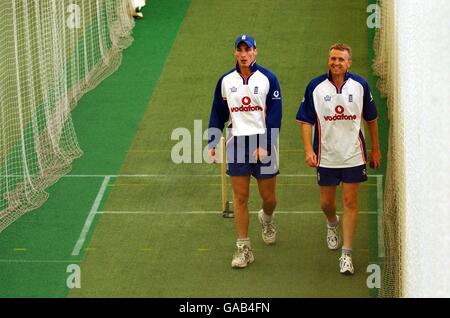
[
  {"xmin": 60, "ymin": 174, "xmax": 384, "ymax": 178},
  {"xmin": 0, "ymin": 259, "xmax": 79, "ymax": 263},
  {"xmin": 71, "ymin": 176, "xmax": 111, "ymax": 256},
  {"xmin": 95, "ymin": 210, "xmax": 378, "ymax": 215}
]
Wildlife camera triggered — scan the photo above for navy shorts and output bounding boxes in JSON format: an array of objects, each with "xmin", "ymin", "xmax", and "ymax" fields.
[
  {"xmin": 227, "ymin": 161, "xmax": 279, "ymax": 179},
  {"xmin": 226, "ymin": 135, "xmax": 279, "ymax": 179},
  {"xmin": 316, "ymin": 164, "xmax": 368, "ymax": 186}
]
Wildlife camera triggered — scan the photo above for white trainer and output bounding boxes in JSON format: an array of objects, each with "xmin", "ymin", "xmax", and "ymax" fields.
[
  {"xmin": 327, "ymin": 216, "xmax": 341, "ymax": 250},
  {"xmin": 231, "ymin": 243, "xmax": 255, "ymax": 268},
  {"xmin": 339, "ymin": 253, "xmax": 355, "ymax": 275},
  {"xmin": 257, "ymin": 209, "xmax": 277, "ymax": 245}
]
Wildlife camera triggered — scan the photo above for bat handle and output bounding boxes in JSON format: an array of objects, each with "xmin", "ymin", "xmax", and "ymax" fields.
[{"xmin": 220, "ymin": 136, "xmax": 227, "ymax": 211}]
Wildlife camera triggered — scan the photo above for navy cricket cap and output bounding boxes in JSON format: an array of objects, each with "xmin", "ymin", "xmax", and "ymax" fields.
[{"xmin": 234, "ymin": 34, "xmax": 256, "ymax": 48}]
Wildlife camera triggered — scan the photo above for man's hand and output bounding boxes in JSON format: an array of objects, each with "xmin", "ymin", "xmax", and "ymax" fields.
[
  {"xmin": 300, "ymin": 123, "xmax": 317, "ymax": 168},
  {"xmin": 305, "ymin": 149, "xmax": 317, "ymax": 167},
  {"xmin": 368, "ymin": 149, "xmax": 381, "ymax": 169},
  {"xmin": 208, "ymin": 148, "xmax": 217, "ymax": 164},
  {"xmin": 366, "ymin": 120, "xmax": 381, "ymax": 169},
  {"xmin": 252, "ymin": 147, "xmax": 268, "ymax": 162}
]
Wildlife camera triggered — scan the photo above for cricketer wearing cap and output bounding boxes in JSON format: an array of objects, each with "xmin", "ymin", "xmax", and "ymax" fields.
[{"xmin": 208, "ymin": 34, "xmax": 282, "ymax": 268}]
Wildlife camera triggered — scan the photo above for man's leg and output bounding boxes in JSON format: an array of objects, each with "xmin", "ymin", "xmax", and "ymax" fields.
[
  {"xmin": 338, "ymin": 182, "xmax": 360, "ymax": 275},
  {"xmin": 256, "ymin": 176, "xmax": 277, "ymax": 244},
  {"xmin": 320, "ymin": 186, "xmax": 341, "ymax": 250},
  {"xmin": 341, "ymin": 182, "xmax": 360, "ymax": 250},
  {"xmin": 257, "ymin": 176, "xmax": 277, "ymax": 216},
  {"xmin": 230, "ymin": 175, "xmax": 251, "ymax": 238},
  {"xmin": 320, "ymin": 186, "xmax": 338, "ymax": 224},
  {"xmin": 230, "ymin": 175, "xmax": 254, "ymax": 268}
]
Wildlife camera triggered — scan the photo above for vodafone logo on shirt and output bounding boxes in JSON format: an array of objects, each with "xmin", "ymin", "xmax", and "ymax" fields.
[
  {"xmin": 324, "ymin": 105, "xmax": 356, "ymax": 121},
  {"xmin": 335, "ymin": 105, "xmax": 344, "ymax": 114},
  {"xmin": 230, "ymin": 96, "xmax": 263, "ymax": 112},
  {"xmin": 242, "ymin": 96, "xmax": 251, "ymax": 105}
]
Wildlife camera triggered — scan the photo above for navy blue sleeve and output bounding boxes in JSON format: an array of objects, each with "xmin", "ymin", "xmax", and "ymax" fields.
[
  {"xmin": 264, "ymin": 74, "xmax": 282, "ymax": 148},
  {"xmin": 296, "ymin": 82, "xmax": 317, "ymax": 125},
  {"xmin": 362, "ymin": 82, "xmax": 377, "ymax": 122},
  {"xmin": 208, "ymin": 77, "xmax": 229, "ymax": 149}
]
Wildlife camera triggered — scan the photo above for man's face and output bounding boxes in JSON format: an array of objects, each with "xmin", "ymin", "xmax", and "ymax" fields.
[
  {"xmin": 328, "ymin": 49, "xmax": 352, "ymax": 76},
  {"xmin": 234, "ymin": 43, "xmax": 257, "ymax": 69}
]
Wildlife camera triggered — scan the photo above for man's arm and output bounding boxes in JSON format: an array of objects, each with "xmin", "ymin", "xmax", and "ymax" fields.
[
  {"xmin": 255, "ymin": 73, "xmax": 282, "ymax": 162},
  {"xmin": 362, "ymin": 80, "xmax": 381, "ymax": 169},
  {"xmin": 296, "ymin": 81, "xmax": 317, "ymax": 167},
  {"xmin": 208, "ymin": 77, "xmax": 229, "ymax": 163},
  {"xmin": 366, "ymin": 119, "xmax": 381, "ymax": 169},
  {"xmin": 300, "ymin": 122, "xmax": 317, "ymax": 167}
]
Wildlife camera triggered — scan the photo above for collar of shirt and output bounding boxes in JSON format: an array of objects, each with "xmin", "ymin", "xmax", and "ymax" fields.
[
  {"xmin": 327, "ymin": 70, "xmax": 351, "ymax": 83},
  {"xmin": 235, "ymin": 60, "xmax": 259, "ymax": 74}
]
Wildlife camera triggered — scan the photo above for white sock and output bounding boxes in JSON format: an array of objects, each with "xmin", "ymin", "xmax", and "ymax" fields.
[
  {"xmin": 342, "ymin": 246, "xmax": 352, "ymax": 256},
  {"xmin": 237, "ymin": 238, "xmax": 250, "ymax": 247},
  {"xmin": 327, "ymin": 215, "xmax": 339, "ymax": 228},
  {"xmin": 261, "ymin": 210, "xmax": 273, "ymax": 222}
]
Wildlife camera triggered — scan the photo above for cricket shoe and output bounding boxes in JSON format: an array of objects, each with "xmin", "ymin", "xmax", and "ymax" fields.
[
  {"xmin": 339, "ymin": 253, "xmax": 355, "ymax": 275},
  {"xmin": 231, "ymin": 243, "xmax": 254, "ymax": 268},
  {"xmin": 327, "ymin": 215, "xmax": 341, "ymax": 250},
  {"xmin": 258, "ymin": 209, "xmax": 277, "ymax": 245}
]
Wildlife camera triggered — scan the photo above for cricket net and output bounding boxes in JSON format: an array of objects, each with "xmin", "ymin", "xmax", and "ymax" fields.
[
  {"xmin": 0, "ymin": 0, "xmax": 134, "ymax": 232},
  {"xmin": 373, "ymin": 0, "xmax": 450, "ymax": 297}
]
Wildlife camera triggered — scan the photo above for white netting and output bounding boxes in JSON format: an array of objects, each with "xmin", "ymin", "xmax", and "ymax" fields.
[
  {"xmin": 373, "ymin": 0, "xmax": 403, "ymax": 298},
  {"xmin": 0, "ymin": 0, "xmax": 134, "ymax": 232},
  {"xmin": 374, "ymin": 0, "xmax": 450, "ymax": 297}
]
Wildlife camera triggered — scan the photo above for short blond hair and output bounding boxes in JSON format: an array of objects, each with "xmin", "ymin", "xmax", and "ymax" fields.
[{"xmin": 329, "ymin": 43, "xmax": 352, "ymax": 59}]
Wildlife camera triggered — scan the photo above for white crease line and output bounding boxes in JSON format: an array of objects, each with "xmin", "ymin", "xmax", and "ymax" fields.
[
  {"xmin": 1, "ymin": 174, "xmax": 384, "ymax": 178},
  {"xmin": 0, "ymin": 259, "xmax": 80, "ymax": 263},
  {"xmin": 71, "ymin": 176, "xmax": 111, "ymax": 256},
  {"xmin": 96, "ymin": 210, "xmax": 377, "ymax": 215}
]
